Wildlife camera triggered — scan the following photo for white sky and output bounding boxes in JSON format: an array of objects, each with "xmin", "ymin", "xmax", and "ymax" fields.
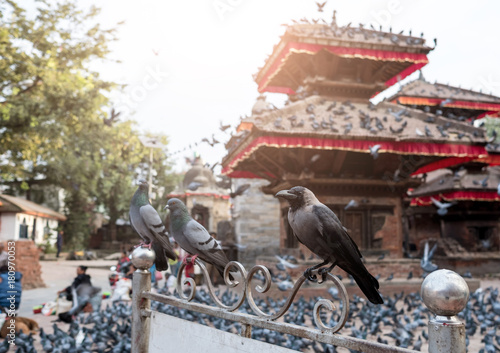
[{"xmin": 27, "ymin": 1, "xmax": 500, "ymax": 173}]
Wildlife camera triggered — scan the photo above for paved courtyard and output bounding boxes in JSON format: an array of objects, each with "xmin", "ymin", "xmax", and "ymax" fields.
[{"xmin": 18, "ymin": 259, "xmax": 116, "ymax": 318}]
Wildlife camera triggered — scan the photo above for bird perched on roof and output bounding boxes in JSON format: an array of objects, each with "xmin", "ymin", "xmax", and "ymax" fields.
[
  {"xmin": 165, "ymin": 198, "xmax": 232, "ymax": 280},
  {"xmin": 187, "ymin": 181, "xmax": 202, "ymax": 191},
  {"xmin": 129, "ymin": 180, "xmax": 177, "ymax": 271},
  {"xmin": 275, "ymin": 186, "xmax": 383, "ymax": 304}
]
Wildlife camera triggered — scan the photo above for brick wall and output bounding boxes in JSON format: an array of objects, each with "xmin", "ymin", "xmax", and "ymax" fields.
[
  {"xmin": 232, "ymin": 179, "xmax": 281, "ymax": 267},
  {"xmin": 2, "ymin": 240, "xmax": 46, "ymax": 289}
]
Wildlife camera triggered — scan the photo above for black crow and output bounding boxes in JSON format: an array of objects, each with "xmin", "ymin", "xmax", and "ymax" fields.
[{"xmin": 276, "ymin": 186, "xmax": 383, "ymax": 304}]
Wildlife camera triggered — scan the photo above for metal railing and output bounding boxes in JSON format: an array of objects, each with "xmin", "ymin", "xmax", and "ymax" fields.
[{"xmin": 130, "ymin": 247, "xmax": 469, "ymax": 353}]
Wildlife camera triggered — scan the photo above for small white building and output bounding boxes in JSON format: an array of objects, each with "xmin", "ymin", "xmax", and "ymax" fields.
[{"xmin": 0, "ymin": 194, "xmax": 66, "ymax": 244}]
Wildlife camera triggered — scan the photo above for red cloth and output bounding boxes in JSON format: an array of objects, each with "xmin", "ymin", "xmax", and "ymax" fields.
[
  {"xmin": 394, "ymin": 97, "xmax": 500, "ymax": 111},
  {"xmin": 222, "ymin": 135, "xmax": 487, "ymax": 177},
  {"xmin": 412, "ymin": 157, "xmax": 476, "ymax": 175},
  {"xmin": 411, "ymin": 191, "xmax": 500, "ymax": 206}
]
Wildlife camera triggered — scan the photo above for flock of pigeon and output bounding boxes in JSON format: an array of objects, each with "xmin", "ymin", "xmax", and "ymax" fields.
[
  {"xmin": 4, "ymin": 283, "xmax": 499, "ymax": 352},
  {"xmin": 1, "ymin": 302, "xmax": 133, "ymax": 353},
  {"xmin": 261, "ymin": 97, "xmax": 483, "ymax": 145}
]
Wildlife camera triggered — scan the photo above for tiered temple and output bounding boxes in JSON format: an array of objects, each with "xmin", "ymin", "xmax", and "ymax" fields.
[{"xmin": 222, "ymin": 14, "xmax": 490, "ymax": 265}]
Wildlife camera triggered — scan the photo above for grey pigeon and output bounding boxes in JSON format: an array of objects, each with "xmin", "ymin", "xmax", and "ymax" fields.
[
  {"xmin": 187, "ymin": 181, "xmax": 202, "ymax": 191},
  {"xmin": 420, "ymin": 241, "xmax": 438, "ymax": 273},
  {"xmin": 344, "ymin": 199, "xmax": 358, "ymax": 210},
  {"xmin": 430, "ymin": 197, "xmax": 456, "ymax": 216},
  {"xmin": 274, "ymin": 255, "xmax": 299, "ymax": 269},
  {"xmin": 130, "ymin": 179, "xmax": 177, "ymax": 271},
  {"xmin": 276, "ymin": 186, "xmax": 383, "ymax": 304},
  {"xmin": 165, "ymin": 198, "xmax": 232, "ymax": 280}
]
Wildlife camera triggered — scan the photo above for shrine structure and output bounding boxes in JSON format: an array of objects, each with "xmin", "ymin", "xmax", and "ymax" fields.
[
  {"xmin": 221, "ymin": 12, "xmax": 490, "ymax": 268},
  {"xmin": 386, "ymin": 78, "xmax": 500, "ymax": 271}
]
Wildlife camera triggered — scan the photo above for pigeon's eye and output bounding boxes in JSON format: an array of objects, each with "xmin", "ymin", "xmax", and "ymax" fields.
[{"xmin": 171, "ymin": 201, "xmax": 176, "ymax": 205}]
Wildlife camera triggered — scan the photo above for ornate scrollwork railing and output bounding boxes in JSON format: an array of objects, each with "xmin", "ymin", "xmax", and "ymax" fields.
[{"xmin": 175, "ymin": 259, "xmax": 349, "ymax": 333}]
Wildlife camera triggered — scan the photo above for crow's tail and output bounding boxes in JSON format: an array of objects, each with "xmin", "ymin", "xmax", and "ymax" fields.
[{"xmin": 352, "ymin": 271, "xmax": 384, "ymax": 304}]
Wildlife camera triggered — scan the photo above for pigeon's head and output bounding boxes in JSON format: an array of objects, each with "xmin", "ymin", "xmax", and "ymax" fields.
[
  {"xmin": 276, "ymin": 186, "xmax": 316, "ymax": 208},
  {"xmin": 137, "ymin": 179, "xmax": 149, "ymax": 191},
  {"xmin": 164, "ymin": 198, "xmax": 187, "ymax": 213}
]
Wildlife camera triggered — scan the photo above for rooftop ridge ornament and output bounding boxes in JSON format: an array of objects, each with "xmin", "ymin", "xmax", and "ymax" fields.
[{"xmin": 175, "ymin": 258, "xmax": 350, "ymax": 333}]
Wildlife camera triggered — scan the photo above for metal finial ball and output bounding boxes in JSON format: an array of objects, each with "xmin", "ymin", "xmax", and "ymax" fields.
[
  {"xmin": 131, "ymin": 247, "xmax": 156, "ymax": 270},
  {"xmin": 421, "ymin": 269, "xmax": 469, "ymax": 317}
]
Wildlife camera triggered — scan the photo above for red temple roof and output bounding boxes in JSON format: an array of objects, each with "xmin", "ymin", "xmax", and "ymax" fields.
[
  {"xmin": 410, "ymin": 167, "xmax": 500, "ymax": 205},
  {"xmin": 222, "ymin": 96, "xmax": 487, "ymax": 178},
  {"xmin": 254, "ymin": 22, "xmax": 433, "ymax": 96},
  {"xmin": 388, "ymin": 78, "xmax": 500, "ymax": 117}
]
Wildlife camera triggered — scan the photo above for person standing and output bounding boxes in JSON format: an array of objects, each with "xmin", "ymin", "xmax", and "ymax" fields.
[{"xmin": 56, "ymin": 230, "xmax": 63, "ymax": 258}]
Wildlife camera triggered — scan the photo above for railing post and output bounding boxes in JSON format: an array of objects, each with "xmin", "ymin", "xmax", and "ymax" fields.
[
  {"xmin": 421, "ymin": 269, "xmax": 469, "ymax": 353},
  {"xmin": 131, "ymin": 247, "xmax": 155, "ymax": 353}
]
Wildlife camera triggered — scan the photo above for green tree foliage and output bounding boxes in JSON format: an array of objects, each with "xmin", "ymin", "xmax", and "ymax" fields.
[
  {"xmin": 484, "ymin": 116, "xmax": 500, "ymax": 144},
  {"xmin": 0, "ymin": 1, "xmax": 177, "ymax": 248}
]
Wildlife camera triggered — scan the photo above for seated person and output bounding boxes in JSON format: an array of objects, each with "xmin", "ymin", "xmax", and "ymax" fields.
[
  {"xmin": 58, "ymin": 283, "xmax": 102, "ymax": 323},
  {"xmin": 57, "ymin": 265, "xmax": 91, "ymax": 301},
  {"xmin": 0, "ymin": 265, "xmax": 22, "ymax": 310},
  {"xmin": 116, "ymin": 250, "xmax": 130, "ymax": 272}
]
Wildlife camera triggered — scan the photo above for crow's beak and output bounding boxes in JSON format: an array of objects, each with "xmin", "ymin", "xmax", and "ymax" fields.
[{"xmin": 275, "ymin": 190, "xmax": 297, "ymax": 200}]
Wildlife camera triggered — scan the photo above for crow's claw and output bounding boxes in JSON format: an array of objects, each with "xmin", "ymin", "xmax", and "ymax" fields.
[
  {"xmin": 304, "ymin": 268, "xmax": 318, "ymax": 282},
  {"xmin": 318, "ymin": 268, "xmax": 330, "ymax": 283}
]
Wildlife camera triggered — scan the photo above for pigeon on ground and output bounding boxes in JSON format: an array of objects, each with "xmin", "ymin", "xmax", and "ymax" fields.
[
  {"xmin": 165, "ymin": 198, "xmax": 232, "ymax": 280},
  {"xmin": 129, "ymin": 179, "xmax": 177, "ymax": 271},
  {"xmin": 276, "ymin": 186, "xmax": 383, "ymax": 304},
  {"xmin": 275, "ymin": 255, "xmax": 299, "ymax": 269}
]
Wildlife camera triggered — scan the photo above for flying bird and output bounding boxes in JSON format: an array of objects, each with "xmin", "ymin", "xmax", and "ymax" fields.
[
  {"xmin": 219, "ymin": 121, "xmax": 231, "ymax": 132},
  {"xmin": 276, "ymin": 186, "xmax": 383, "ymax": 304},
  {"xmin": 129, "ymin": 179, "xmax": 177, "ymax": 271},
  {"xmin": 473, "ymin": 175, "xmax": 489, "ymax": 188},
  {"xmin": 103, "ymin": 108, "xmax": 121, "ymax": 127},
  {"xmin": 316, "ymin": 1, "xmax": 326, "ymax": 12},
  {"xmin": 430, "ymin": 197, "xmax": 456, "ymax": 216},
  {"xmin": 165, "ymin": 198, "xmax": 232, "ymax": 280},
  {"xmin": 230, "ymin": 183, "xmax": 251, "ymax": 198},
  {"xmin": 369, "ymin": 144, "xmax": 381, "ymax": 159},
  {"xmin": 420, "ymin": 241, "xmax": 438, "ymax": 273},
  {"xmin": 344, "ymin": 199, "xmax": 359, "ymax": 210}
]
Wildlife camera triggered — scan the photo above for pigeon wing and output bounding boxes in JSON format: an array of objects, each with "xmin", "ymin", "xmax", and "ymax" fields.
[
  {"xmin": 138, "ymin": 204, "xmax": 176, "ymax": 260},
  {"xmin": 181, "ymin": 220, "xmax": 229, "ymax": 269}
]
